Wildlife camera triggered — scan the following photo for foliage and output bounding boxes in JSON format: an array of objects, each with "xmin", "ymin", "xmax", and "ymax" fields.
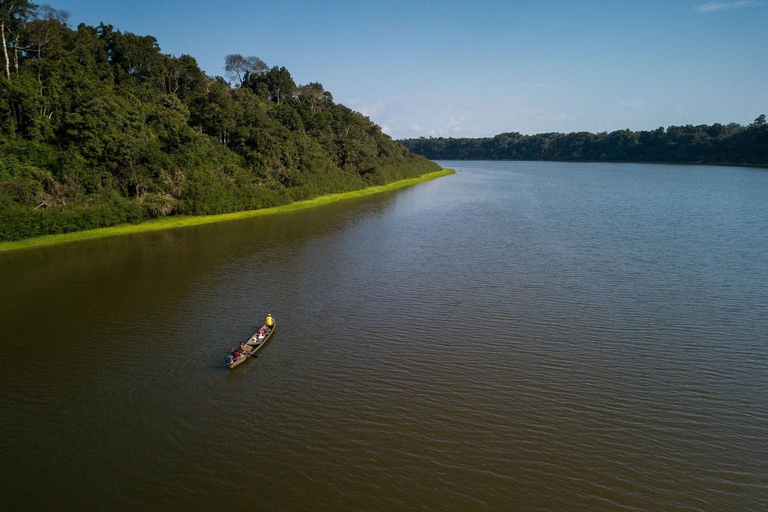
[
  {"xmin": 224, "ymin": 53, "xmax": 267, "ymax": 87},
  {"xmin": 399, "ymin": 117, "xmax": 768, "ymax": 166},
  {"xmin": 0, "ymin": 169, "xmax": 453, "ymax": 252},
  {"xmin": 0, "ymin": 7, "xmax": 439, "ymax": 241}
]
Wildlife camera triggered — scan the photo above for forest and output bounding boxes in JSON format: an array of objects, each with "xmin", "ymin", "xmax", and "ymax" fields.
[
  {"xmin": 0, "ymin": 2, "xmax": 439, "ymax": 242},
  {"xmin": 399, "ymin": 116, "xmax": 768, "ymax": 165}
]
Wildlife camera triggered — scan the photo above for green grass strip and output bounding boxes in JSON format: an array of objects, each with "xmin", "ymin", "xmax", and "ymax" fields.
[{"xmin": 0, "ymin": 169, "xmax": 455, "ymax": 253}]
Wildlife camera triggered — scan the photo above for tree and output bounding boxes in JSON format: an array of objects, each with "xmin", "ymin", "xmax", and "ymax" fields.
[
  {"xmin": 25, "ymin": 5, "xmax": 69, "ymax": 82},
  {"xmin": 191, "ymin": 79, "xmax": 240, "ymax": 144},
  {"xmin": 224, "ymin": 54, "xmax": 267, "ymax": 87},
  {"xmin": 0, "ymin": 0, "xmax": 34, "ymax": 79},
  {"xmin": 752, "ymin": 114, "xmax": 766, "ymax": 127},
  {"xmin": 163, "ymin": 54, "xmax": 205, "ymax": 99},
  {"xmin": 105, "ymin": 30, "xmax": 166, "ymax": 88},
  {"xmin": 247, "ymin": 66, "xmax": 295, "ymax": 105},
  {"xmin": 297, "ymin": 82, "xmax": 332, "ymax": 117}
]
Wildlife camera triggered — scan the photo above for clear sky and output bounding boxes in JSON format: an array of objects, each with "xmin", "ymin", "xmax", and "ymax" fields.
[{"xmin": 50, "ymin": 0, "xmax": 767, "ymax": 139}]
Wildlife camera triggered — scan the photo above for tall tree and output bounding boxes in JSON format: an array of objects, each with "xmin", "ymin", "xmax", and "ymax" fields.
[
  {"xmin": 224, "ymin": 53, "xmax": 267, "ymax": 87},
  {"xmin": 24, "ymin": 5, "xmax": 69, "ymax": 87},
  {"xmin": 0, "ymin": 0, "xmax": 34, "ymax": 79}
]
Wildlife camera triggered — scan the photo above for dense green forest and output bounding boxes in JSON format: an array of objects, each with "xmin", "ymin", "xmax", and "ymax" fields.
[
  {"xmin": 399, "ymin": 116, "xmax": 768, "ymax": 165},
  {"xmin": 0, "ymin": 2, "xmax": 439, "ymax": 242}
]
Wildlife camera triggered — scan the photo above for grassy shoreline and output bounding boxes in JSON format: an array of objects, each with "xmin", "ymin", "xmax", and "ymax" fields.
[{"xmin": 0, "ymin": 169, "xmax": 454, "ymax": 253}]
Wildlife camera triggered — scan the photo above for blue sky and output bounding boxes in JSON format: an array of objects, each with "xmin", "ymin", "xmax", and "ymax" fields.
[{"xmin": 51, "ymin": 0, "xmax": 767, "ymax": 138}]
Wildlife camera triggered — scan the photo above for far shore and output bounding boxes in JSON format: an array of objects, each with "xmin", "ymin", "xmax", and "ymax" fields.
[{"xmin": 0, "ymin": 169, "xmax": 455, "ymax": 253}]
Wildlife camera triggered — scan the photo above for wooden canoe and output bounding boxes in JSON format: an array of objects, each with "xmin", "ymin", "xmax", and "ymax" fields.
[{"xmin": 227, "ymin": 322, "xmax": 276, "ymax": 369}]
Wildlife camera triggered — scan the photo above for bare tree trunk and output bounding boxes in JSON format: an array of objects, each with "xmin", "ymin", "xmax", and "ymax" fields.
[
  {"xmin": 12, "ymin": 33, "xmax": 19, "ymax": 74},
  {"xmin": 1, "ymin": 21, "xmax": 10, "ymax": 79},
  {"xmin": 36, "ymin": 44, "xmax": 42, "ymax": 84}
]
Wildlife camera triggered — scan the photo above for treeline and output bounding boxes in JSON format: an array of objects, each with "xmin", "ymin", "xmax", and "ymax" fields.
[
  {"xmin": 399, "ymin": 116, "xmax": 768, "ymax": 166},
  {"xmin": 0, "ymin": 2, "xmax": 439, "ymax": 241}
]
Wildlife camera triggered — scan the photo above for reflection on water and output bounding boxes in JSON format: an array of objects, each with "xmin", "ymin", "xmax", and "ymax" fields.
[{"xmin": 1, "ymin": 162, "xmax": 767, "ymax": 510}]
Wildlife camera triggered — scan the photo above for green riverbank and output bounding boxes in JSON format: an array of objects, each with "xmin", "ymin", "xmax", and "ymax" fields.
[{"xmin": 0, "ymin": 169, "xmax": 454, "ymax": 253}]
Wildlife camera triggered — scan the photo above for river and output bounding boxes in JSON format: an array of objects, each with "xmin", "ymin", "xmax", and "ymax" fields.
[{"xmin": 1, "ymin": 161, "xmax": 766, "ymax": 510}]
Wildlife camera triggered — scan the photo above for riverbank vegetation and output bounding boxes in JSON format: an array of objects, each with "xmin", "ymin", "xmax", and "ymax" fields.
[
  {"xmin": 0, "ymin": 2, "xmax": 440, "ymax": 242},
  {"xmin": 0, "ymin": 169, "xmax": 453, "ymax": 252},
  {"xmin": 399, "ymin": 115, "xmax": 768, "ymax": 166}
]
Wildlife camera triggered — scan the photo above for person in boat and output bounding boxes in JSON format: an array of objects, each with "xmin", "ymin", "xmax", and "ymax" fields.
[
  {"xmin": 231, "ymin": 347, "xmax": 241, "ymax": 359},
  {"xmin": 239, "ymin": 341, "xmax": 247, "ymax": 353},
  {"xmin": 266, "ymin": 314, "xmax": 274, "ymax": 329}
]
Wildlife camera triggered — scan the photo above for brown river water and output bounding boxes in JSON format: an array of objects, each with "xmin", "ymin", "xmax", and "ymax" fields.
[{"xmin": 1, "ymin": 161, "xmax": 766, "ymax": 510}]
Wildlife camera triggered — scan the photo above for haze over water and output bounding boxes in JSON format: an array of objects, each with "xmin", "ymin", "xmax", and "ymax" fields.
[{"xmin": 1, "ymin": 161, "xmax": 766, "ymax": 510}]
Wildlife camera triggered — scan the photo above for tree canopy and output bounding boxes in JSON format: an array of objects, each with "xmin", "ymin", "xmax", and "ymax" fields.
[
  {"xmin": 224, "ymin": 54, "xmax": 267, "ymax": 87},
  {"xmin": 399, "ymin": 118, "xmax": 768, "ymax": 166},
  {"xmin": 0, "ymin": 5, "xmax": 439, "ymax": 241}
]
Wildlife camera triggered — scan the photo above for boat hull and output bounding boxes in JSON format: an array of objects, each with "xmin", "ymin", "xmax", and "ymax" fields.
[{"xmin": 227, "ymin": 323, "xmax": 276, "ymax": 369}]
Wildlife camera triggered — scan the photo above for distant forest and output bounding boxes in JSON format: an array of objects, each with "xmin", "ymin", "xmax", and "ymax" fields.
[
  {"xmin": 0, "ymin": 2, "xmax": 438, "ymax": 242},
  {"xmin": 399, "ymin": 116, "xmax": 768, "ymax": 166}
]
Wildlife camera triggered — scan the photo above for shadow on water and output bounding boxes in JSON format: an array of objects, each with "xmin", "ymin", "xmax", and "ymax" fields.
[{"xmin": 0, "ymin": 188, "xmax": 403, "ymax": 338}]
